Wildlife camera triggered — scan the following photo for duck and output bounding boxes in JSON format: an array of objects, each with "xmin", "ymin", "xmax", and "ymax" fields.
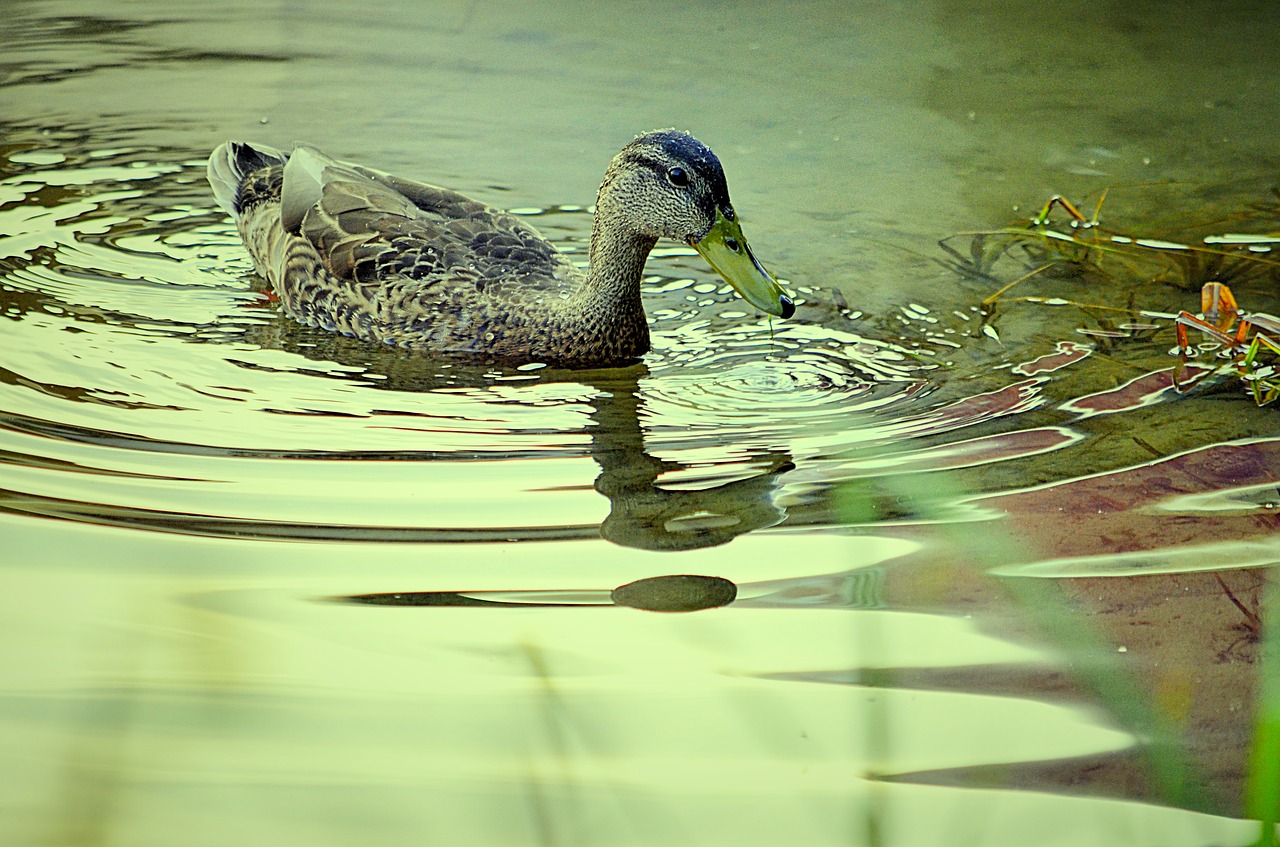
[{"xmin": 207, "ymin": 130, "xmax": 793, "ymax": 367}]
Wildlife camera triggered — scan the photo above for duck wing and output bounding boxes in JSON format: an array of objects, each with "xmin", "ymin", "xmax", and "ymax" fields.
[{"xmin": 281, "ymin": 146, "xmax": 578, "ymax": 292}]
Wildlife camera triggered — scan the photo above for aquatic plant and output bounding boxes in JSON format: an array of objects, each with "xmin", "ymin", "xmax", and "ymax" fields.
[
  {"xmin": 1174, "ymin": 282, "xmax": 1280, "ymax": 406},
  {"xmin": 1215, "ymin": 570, "xmax": 1265, "ymax": 661},
  {"xmin": 940, "ymin": 192, "xmax": 1280, "ymax": 406}
]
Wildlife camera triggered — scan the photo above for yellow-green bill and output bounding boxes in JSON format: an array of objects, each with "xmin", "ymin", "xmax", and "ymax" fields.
[{"xmin": 692, "ymin": 210, "xmax": 794, "ymax": 318}]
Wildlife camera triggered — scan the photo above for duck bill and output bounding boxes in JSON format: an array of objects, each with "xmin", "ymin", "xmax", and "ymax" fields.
[{"xmin": 692, "ymin": 210, "xmax": 794, "ymax": 318}]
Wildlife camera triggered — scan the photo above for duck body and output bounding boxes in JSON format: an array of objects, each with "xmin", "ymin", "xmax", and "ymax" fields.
[{"xmin": 208, "ymin": 131, "xmax": 792, "ymax": 367}]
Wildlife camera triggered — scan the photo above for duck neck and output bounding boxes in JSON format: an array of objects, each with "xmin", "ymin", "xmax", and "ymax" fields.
[{"xmin": 576, "ymin": 205, "xmax": 655, "ymax": 327}]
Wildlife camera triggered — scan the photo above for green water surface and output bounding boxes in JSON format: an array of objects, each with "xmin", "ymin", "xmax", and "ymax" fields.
[{"xmin": 2, "ymin": 1, "xmax": 1280, "ymax": 845}]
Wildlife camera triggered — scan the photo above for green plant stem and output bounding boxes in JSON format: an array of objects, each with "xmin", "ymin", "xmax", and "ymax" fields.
[{"xmin": 1246, "ymin": 574, "xmax": 1280, "ymax": 846}]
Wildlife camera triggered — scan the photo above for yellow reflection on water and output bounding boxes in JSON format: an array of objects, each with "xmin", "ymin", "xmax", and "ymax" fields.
[{"xmin": 0, "ymin": 514, "xmax": 1261, "ymax": 845}]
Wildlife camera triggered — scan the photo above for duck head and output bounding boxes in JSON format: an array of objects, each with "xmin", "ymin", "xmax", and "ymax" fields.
[{"xmin": 597, "ymin": 130, "xmax": 795, "ymax": 319}]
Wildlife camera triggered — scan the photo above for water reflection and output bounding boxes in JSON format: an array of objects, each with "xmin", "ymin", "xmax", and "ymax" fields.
[
  {"xmin": 345, "ymin": 573, "xmax": 740, "ymax": 612},
  {"xmin": 588, "ymin": 367, "xmax": 794, "ymax": 549}
]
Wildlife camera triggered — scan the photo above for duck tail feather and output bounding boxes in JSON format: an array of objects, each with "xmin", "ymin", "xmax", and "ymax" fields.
[{"xmin": 207, "ymin": 141, "xmax": 289, "ymax": 217}]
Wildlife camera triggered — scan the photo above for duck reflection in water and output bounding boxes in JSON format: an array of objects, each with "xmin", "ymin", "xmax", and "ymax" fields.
[
  {"xmin": 585, "ymin": 365, "xmax": 793, "ymax": 551},
  {"xmin": 323, "ymin": 361, "xmax": 791, "ymax": 612},
  {"xmin": 262, "ymin": 333, "xmax": 797, "ymax": 552}
]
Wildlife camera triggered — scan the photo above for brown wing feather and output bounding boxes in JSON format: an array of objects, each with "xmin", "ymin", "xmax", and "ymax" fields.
[{"xmin": 289, "ymin": 152, "xmax": 577, "ymax": 298}]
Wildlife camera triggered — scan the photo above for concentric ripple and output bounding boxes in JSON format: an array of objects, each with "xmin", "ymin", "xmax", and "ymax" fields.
[
  {"xmin": 0, "ymin": 136, "xmax": 1133, "ymax": 546},
  {"xmin": 641, "ymin": 321, "xmax": 931, "ymax": 462}
]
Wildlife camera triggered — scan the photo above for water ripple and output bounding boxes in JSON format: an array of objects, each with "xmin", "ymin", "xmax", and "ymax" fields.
[{"xmin": 0, "ymin": 138, "xmax": 1227, "ymax": 548}]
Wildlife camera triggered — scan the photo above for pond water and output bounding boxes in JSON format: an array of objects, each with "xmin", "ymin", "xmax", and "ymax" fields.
[{"xmin": 3, "ymin": 1, "xmax": 1280, "ymax": 845}]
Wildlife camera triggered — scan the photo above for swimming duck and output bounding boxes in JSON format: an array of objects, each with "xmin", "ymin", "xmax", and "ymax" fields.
[{"xmin": 207, "ymin": 130, "xmax": 793, "ymax": 366}]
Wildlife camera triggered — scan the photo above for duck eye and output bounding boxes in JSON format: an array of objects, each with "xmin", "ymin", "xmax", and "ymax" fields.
[{"xmin": 666, "ymin": 166, "xmax": 689, "ymax": 188}]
